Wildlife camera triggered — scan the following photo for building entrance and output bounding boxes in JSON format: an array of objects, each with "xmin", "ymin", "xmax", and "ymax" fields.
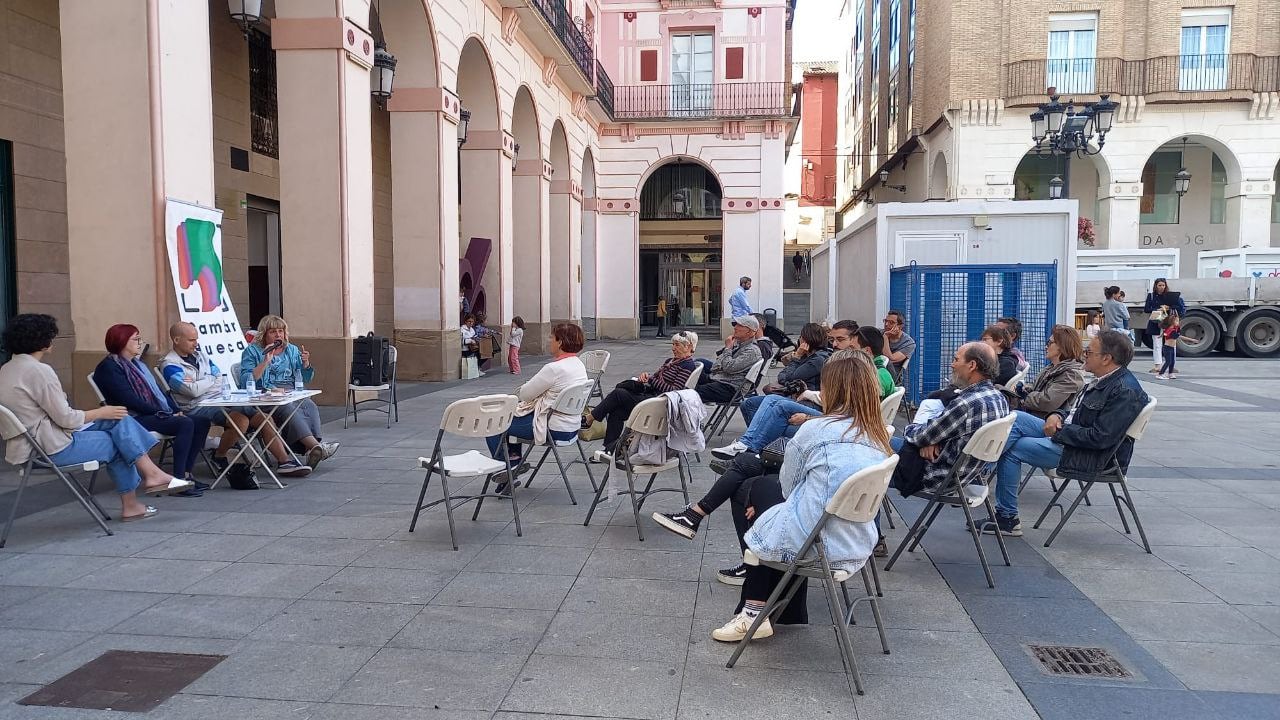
[{"xmin": 641, "ymin": 250, "xmax": 722, "ymax": 331}]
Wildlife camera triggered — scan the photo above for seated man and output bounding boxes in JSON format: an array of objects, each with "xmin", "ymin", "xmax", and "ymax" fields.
[
  {"xmin": 882, "ymin": 309, "xmax": 916, "ymax": 383},
  {"xmin": 694, "ymin": 316, "xmax": 763, "ymax": 405},
  {"xmin": 712, "ymin": 325, "xmax": 897, "ymax": 459},
  {"xmin": 981, "ymin": 329, "xmax": 1147, "ymax": 537},
  {"xmin": 161, "ymin": 322, "xmax": 312, "ymax": 477},
  {"xmin": 890, "ymin": 342, "xmax": 1009, "ymax": 497}
]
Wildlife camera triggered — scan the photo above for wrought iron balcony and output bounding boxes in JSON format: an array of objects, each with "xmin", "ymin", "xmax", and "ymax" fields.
[
  {"xmin": 500, "ymin": 0, "xmax": 595, "ymax": 94},
  {"xmin": 1005, "ymin": 54, "xmax": 1280, "ymax": 105},
  {"xmin": 613, "ymin": 82, "xmax": 789, "ymax": 120},
  {"xmin": 594, "ymin": 60, "xmax": 615, "ymax": 119}
]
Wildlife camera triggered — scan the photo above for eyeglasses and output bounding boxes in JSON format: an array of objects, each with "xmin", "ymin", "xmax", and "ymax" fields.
[
  {"xmin": 131, "ymin": 337, "xmax": 145, "ymax": 344},
  {"xmin": 1046, "ymin": 339, "xmax": 1057, "ymax": 346}
]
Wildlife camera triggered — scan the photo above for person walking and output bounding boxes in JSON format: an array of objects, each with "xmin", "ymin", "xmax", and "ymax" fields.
[
  {"xmin": 655, "ymin": 296, "xmax": 667, "ymax": 338},
  {"xmin": 728, "ymin": 276, "xmax": 753, "ymax": 318},
  {"xmin": 792, "ymin": 251, "xmax": 804, "ymax": 282}
]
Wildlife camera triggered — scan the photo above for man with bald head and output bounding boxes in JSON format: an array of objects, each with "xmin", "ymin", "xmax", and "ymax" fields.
[
  {"xmin": 892, "ymin": 341, "xmax": 1009, "ymax": 494},
  {"xmin": 161, "ymin": 322, "xmax": 312, "ymax": 478}
]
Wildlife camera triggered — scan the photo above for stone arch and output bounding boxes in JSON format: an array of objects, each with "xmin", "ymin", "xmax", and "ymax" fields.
[
  {"xmin": 374, "ymin": 0, "xmax": 439, "ymax": 88},
  {"xmin": 511, "ymin": 86, "xmax": 548, "ymax": 348},
  {"xmin": 457, "ymin": 37, "xmax": 503, "ymax": 324},
  {"xmin": 928, "ymin": 152, "xmax": 949, "ymax": 200}
]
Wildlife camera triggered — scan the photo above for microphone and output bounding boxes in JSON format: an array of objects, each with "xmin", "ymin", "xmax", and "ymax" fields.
[{"xmin": 268, "ymin": 339, "xmax": 284, "ymax": 352}]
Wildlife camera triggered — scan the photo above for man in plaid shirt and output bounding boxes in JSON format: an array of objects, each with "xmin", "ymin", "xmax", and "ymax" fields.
[{"xmin": 898, "ymin": 342, "xmax": 1009, "ymax": 491}]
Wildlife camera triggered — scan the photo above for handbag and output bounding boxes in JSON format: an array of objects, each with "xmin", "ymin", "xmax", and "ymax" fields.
[
  {"xmin": 461, "ymin": 356, "xmax": 480, "ymax": 379},
  {"xmin": 226, "ymin": 464, "xmax": 259, "ymax": 491},
  {"xmin": 579, "ymin": 408, "xmax": 606, "ymax": 442},
  {"xmin": 759, "ymin": 437, "xmax": 788, "ymax": 473}
]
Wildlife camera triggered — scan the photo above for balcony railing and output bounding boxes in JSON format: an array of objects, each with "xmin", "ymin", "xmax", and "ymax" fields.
[
  {"xmin": 613, "ymin": 82, "xmax": 789, "ymax": 120},
  {"xmin": 1005, "ymin": 54, "xmax": 1280, "ymax": 103},
  {"xmin": 595, "ymin": 60, "xmax": 615, "ymax": 118},
  {"xmin": 529, "ymin": 0, "xmax": 593, "ymax": 82}
]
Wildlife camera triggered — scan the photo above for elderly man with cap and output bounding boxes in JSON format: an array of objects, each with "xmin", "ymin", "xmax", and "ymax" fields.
[{"xmin": 694, "ymin": 315, "xmax": 764, "ymax": 405}]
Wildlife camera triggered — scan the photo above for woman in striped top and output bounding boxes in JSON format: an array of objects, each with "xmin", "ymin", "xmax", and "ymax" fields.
[{"xmin": 584, "ymin": 330, "xmax": 699, "ymax": 452}]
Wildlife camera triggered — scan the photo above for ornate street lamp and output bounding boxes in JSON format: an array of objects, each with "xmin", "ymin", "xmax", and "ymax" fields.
[
  {"xmin": 227, "ymin": 0, "xmax": 262, "ymax": 37},
  {"xmin": 512, "ymin": 143, "xmax": 520, "ymax": 170},
  {"xmin": 1030, "ymin": 92, "xmax": 1117, "ymax": 158},
  {"xmin": 1174, "ymin": 137, "xmax": 1193, "ymax": 198},
  {"xmin": 457, "ymin": 109, "xmax": 471, "ymax": 148},
  {"xmin": 671, "ymin": 192, "xmax": 687, "ymax": 216},
  {"xmin": 879, "ymin": 168, "xmax": 906, "ymax": 193},
  {"xmin": 371, "ymin": 41, "xmax": 397, "ymax": 105},
  {"xmin": 1049, "ymin": 176, "xmax": 1064, "ymax": 200}
]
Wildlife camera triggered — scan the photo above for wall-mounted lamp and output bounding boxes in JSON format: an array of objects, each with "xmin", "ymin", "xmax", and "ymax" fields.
[
  {"xmin": 457, "ymin": 109, "xmax": 471, "ymax": 148},
  {"xmin": 879, "ymin": 169, "xmax": 906, "ymax": 193},
  {"xmin": 227, "ymin": 0, "xmax": 263, "ymax": 38}
]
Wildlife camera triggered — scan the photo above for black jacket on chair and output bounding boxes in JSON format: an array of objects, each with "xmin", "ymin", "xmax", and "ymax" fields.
[{"xmin": 1050, "ymin": 367, "xmax": 1148, "ymax": 482}]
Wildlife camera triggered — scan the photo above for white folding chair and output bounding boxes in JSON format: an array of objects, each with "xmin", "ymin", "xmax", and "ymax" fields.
[
  {"xmin": 683, "ymin": 363, "xmax": 703, "ymax": 390},
  {"xmin": 408, "ymin": 394, "xmax": 521, "ymax": 549},
  {"xmin": 513, "ymin": 380, "xmax": 597, "ymax": 505},
  {"xmin": 0, "ymin": 403, "xmax": 112, "ymax": 547},
  {"xmin": 702, "ymin": 358, "xmax": 768, "ymax": 439},
  {"xmin": 581, "ymin": 350, "xmax": 611, "ymax": 402},
  {"xmin": 726, "ymin": 455, "xmax": 899, "ymax": 697},
  {"xmin": 884, "ymin": 413, "xmax": 1018, "ymax": 588},
  {"xmin": 879, "ymin": 387, "xmax": 905, "ymax": 427},
  {"xmin": 345, "ymin": 346, "xmax": 399, "ymax": 429},
  {"xmin": 1033, "ymin": 398, "xmax": 1158, "ymax": 553},
  {"xmin": 583, "ymin": 396, "xmax": 692, "ymax": 541},
  {"xmin": 1004, "ymin": 365, "xmax": 1029, "ymax": 390},
  {"xmin": 87, "ymin": 373, "xmax": 180, "ymax": 469}
]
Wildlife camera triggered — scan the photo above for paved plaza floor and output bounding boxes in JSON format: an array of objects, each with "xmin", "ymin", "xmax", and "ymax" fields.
[{"xmin": 1, "ymin": 340, "xmax": 1278, "ymax": 719}]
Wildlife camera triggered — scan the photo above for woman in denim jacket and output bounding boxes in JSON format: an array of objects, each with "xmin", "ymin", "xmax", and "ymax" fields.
[
  {"xmin": 707, "ymin": 353, "xmax": 894, "ymax": 643},
  {"xmin": 240, "ymin": 315, "xmax": 339, "ymax": 469}
]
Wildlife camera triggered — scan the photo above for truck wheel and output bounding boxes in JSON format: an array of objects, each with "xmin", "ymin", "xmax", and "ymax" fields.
[
  {"xmin": 1238, "ymin": 309, "xmax": 1280, "ymax": 358},
  {"xmin": 1177, "ymin": 310, "xmax": 1220, "ymax": 357}
]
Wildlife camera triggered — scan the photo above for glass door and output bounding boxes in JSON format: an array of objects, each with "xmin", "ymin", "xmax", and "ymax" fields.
[
  {"xmin": 671, "ymin": 32, "xmax": 713, "ymax": 116},
  {"xmin": 684, "ymin": 269, "xmax": 707, "ymax": 325}
]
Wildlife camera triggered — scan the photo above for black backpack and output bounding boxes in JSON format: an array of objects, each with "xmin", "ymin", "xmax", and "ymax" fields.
[{"xmin": 226, "ymin": 464, "xmax": 259, "ymax": 491}]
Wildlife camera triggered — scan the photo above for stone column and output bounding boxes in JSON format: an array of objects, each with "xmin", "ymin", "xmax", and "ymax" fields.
[
  {"xmin": 271, "ymin": 10, "xmax": 376, "ymax": 403},
  {"xmin": 549, "ymin": 179, "xmax": 576, "ymax": 325},
  {"xmin": 460, "ymin": 130, "xmax": 515, "ymax": 347},
  {"xmin": 387, "ymin": 87, "xmax": 463, "ymax": 381},
  {"xmin": 581, "ymin": 199, "xmax": 600, "ymax": 336},
  {"xmin": 1225, "ymin": 180, "xmax": 1277, "ymax": 249},
  {"xmin": 61, "ymin": 0, "xmax": 215, "ymax": 405},
  {"xmin": 513, "ymin": 158, "xmax": 552, "ymax": 354},
  {"xmin": 1098, "ymin": 180, "xmax": 1144, "ymax": 250},
  {"xmin": 595, "ymin": 200, "xmax": 640, "ymax": 339}
]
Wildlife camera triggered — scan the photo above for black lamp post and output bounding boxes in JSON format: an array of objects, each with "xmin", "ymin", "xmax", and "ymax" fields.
[{"xmin": 1030, "ymin": 92, "xmax": 1118, "ymax": 158}]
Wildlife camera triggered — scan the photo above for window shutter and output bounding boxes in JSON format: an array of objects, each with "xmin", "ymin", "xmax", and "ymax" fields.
[
  {"xmin": 725, "ymin": 47, "xmax": 744, "ymax": 79},
  {"xmin": 640, "ymin": 49, "xmax": 658, "ymax": 82}
]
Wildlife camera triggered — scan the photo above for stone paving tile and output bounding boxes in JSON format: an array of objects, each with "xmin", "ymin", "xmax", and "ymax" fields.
[
  {"xmin": 0, "ymin": 552, "xmax": 120, "ymax": 587},
  {"xmin": 193, "ymin": 512, "xmax": 318, "ymax": 536},
  {"xmin": 185, "ymin": 640, "xmax": 379, "ymax": 702},
  {"xmin": 241, "ymin": 536, "xmax": 380, "ymax": 567},
  {"xmin": 129, "ymin": 531, "xmax": 275, "ymax": 561},
  {"xmin": 389, "ymin": 605, "xmax": 554, "ymax": 654},
  {"xmin": 0, "ymin": 588, "xmax": 168, "ymax": 632},
  {"xmin": 853, "ymin": 674, "xmax": 1038, "ymax": 720},
  {"xmin": 182, "ymin": 561, "xmax": 340, "ymax": 599},
  {"xmin": 429, "ymin": 571, "xmax": 575, "ymax": 611},
  {"xmin": 501, "ymin": 653, "xmax": 683, "ymax": 720},
  {"xmin": 1055, "ymin": 567, "xmax": 1222, "ymax": 603},
  {"xmin": 1141, "ymin": 640, "xmax": 1280, "ymax": 694},
  {"xmin": 285, "ymin": 515, "xmax": 405, "ymax": 540},
  {"xmin": 65, "ymin": 557, "xmax": 229, "ymax": 593},
  {"xmin": 581, "ymin": 547, "xmax": 703, "ymax": 581},
  {"xmin": 1019, "ymin": 684, "xmax": 1216, "ymax": 720},
  {"xmin": 303, "ymin": 565, "xmax": 450, "ymax": 605},
  {"xmin": 561, "ymin": 576, "xmax": 700, "ymax": 618},
  {"xmin": 677, "ymin": 662, "xmax": 858, "ymax": 719},
  {"xmin": 109, "ymin": 594, "xmax": 292, "ymax": 640},
  {"xmin": 338, "ymin": 647, "xmax": 525, "ymax": 710},
  {"xmin": 535, "ymin": 611, "xmax": 692, "ymax": 664},
  {"xmin": 1096, "ymin": 598, "xmax": 1280, "ymax": 645},
  {"xmin": 0, "ymin": 628, "xmax": 96, "ymax": 683},
  {"xmin": 463, "ymin": 543, "xmax": 591, "ymax": 575},
  {"xmin": 247, "ymin": 599, "xmax": 421, "ymax": 646}
]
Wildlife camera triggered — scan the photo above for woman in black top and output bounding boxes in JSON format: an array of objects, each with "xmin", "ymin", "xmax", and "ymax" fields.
[{"xmin": 980, "ymin": 325, "xmax": 1020, "ymax": 386}]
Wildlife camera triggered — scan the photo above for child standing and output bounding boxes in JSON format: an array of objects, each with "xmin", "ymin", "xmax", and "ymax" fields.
[
  {"xmin": 1085, "ymin": 309, "xmax": 1103, "ymax": 345},
  {"xmin": 507, "ymin": 316, "xmax": 525, "ymax": 374},
  {"xmin": 1157, "ymin": 313, "xmax": 1180, "ymax": 379}
]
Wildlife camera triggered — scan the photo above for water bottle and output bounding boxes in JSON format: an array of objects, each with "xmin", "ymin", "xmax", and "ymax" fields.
[
  {"xmin": 293, "ymin": 368, "xmax": 305, "ymax": 393},
  {"xmin": 246, "ymin": 377, "xmax": 256, "ymax": 395},
  {"xmin": 220, "ymin": 374, "xmax": 231, "ymax": 401}
]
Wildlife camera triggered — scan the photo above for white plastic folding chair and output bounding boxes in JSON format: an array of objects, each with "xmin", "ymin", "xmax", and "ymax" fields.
[
  {"xmin": 1004, "ymin": 365, "xmax": 1029, "ymax": 390},
  {"xmin": 726, "ymin": 455, "xmax": 898, "ymax": 697},
  {"xmin": 879, "ymin": 387, "xmax": 906, "ymax": 426},
  {"xmin": 408, "ymin": 394, "xmax": 521, "ymax": 549},
  {"xmin": 683, "ymin": 363, "xmax": 703, "ymax": 390},
  {"xmin": 1033, "ymin": 398, "xmax": 1158, "ymax": 553},
  {"xmin": 345, "ymin": 345, "xmax": 399, "ymax": 428},
  {"xmin": 583, "ymin": 396, "xmax": 692, "ymax": 541},
  {"xmin": 513, "ymin": 380, "xmax": 597, "ymax": 505},
  {"xmin": 581, "ymin": 350, "xmax": 611, "ymax": 402},
  {"xmin": 884, "ymin": 413, "xmax": 1018, "ymax": 588},
  {"xmin": 0, "ymin": 403, "xmax": 112, "ymax": 547},
  {"xmin": 703, "ymin": 358, "xmax": 768, "ymax": 439},
  {"xmin": 87, "ymin": 373, "xmax": 180, "ymax": 468}
]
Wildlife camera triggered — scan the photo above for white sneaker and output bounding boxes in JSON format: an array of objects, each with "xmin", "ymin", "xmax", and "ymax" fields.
[
  {"xmin": 711, "ymin": 441, "xmax": 749, "ymax": 460},
  {"xmin": 1154, "ymin": 374, "xmax": 1168, "ymax": 380},
  {"xmin": 711, "ymin": 612, "xmax": 773, "ymax": 643}
]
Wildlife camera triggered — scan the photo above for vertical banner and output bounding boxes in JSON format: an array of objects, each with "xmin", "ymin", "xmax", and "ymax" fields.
[{"xmin": 164, "ymin": 198, "xmax": 248, "ymax": 385}]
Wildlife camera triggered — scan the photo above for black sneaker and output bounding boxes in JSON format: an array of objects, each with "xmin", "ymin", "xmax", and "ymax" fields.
[
  {"xmin": 717, "ymin": 563, "xmax": 749, "ymax": 586},
  {"xmin": 651, "ymin": 507, "xmax": 702, "ymax": 539},
  {"xmin": 873, "ymin": 536, "xmax": 888, "ymax": 558},
  {"xmin": 192, "ymin": 480, "xmax": 212, "ymax": 492},
  {"xmin": 709, "ymin": 459, "xmax": 731, "ymax": 476},
  {"xmin": 209, "ymin": 455, "xmax": 229, "ymax": 474},
  {"xmin": 972, "ymin": 514, "xmax": 1023, "ymax": 537}
]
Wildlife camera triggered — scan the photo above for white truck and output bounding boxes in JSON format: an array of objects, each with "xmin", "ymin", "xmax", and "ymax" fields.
[{"xmin": 1076, "ymin": 248, "xmax": 1280, "ymax": 358}]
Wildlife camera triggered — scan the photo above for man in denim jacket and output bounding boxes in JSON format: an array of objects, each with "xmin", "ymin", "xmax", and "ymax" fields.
[{"xmin": 983, "ymin": 330, "xmax": 1148, "ymax": 537}]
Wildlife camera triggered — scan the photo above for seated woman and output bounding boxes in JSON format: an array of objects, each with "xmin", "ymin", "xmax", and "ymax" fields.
[
  {"xmin": 1011, "ymin": 324, "xmax": 1085, "ymax": 418},
  {"xmin": 981, "ymin": 324, "xmax": 1020, "ymax": 386},
  {"xmin": 759, "ymin": 322, "xmax": 829, "ymax": 395},
  {"xmin": 654, "ymin": 354, "xmax": 892, "ymax": 600},
  {"xmin": 485, "ymin": 323, "xmax": 588, "ymax": 489},
  {"xmin": 583, "ymin": 330, "xmax": 699, "ymax": 453},
  {"xmin": 0, "ymin": 314, "xmax": 193, "ymax": 521},
  {"xmin": 240, "ymin": 315, "xmax": 339, "ymax": 469},
  {"xmin": 93, "ymin": 324, "xmax": 211, "ymax": 497}
]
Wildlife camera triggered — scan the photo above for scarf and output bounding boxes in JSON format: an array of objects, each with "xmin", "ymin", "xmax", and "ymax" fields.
[{"xmin": 115, "ymin": 355, "xmax": 164, "ymax": 411}]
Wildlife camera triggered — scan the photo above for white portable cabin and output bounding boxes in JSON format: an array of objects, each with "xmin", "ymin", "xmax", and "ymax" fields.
[
  {"xmin": 1197, "ymin": 249, "xmax": 1280, "ymax": 279},
  {"xmin": 811, "ymin": 200, "xmax": 1078, "ymax": 326}
]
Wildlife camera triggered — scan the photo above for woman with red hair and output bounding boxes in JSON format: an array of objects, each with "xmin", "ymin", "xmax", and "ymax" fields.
[{"xmin": 92, "ymin": 324, "xmax": 212, "ymax": 496}]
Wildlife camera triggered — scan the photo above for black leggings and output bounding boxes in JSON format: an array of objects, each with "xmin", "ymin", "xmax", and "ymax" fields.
[
  {"xmin": 591, "ymin": 385, "xmax": 651, "ymax": 450},
  {"xmin": 136, "ymin": 413, "xmax": 211, "ymax": 478},
  {"xmin": 723, "ymin": 467, "xmax": 810, "ymax": 624}
]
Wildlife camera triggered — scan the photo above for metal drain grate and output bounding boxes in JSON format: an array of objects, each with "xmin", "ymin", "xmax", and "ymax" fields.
[
  {"xmin": 19, "ymin": 650, "xmax": 226, "ymax": 712},
  {"xmin": 1027, "ymin": 644, "xmax": 1132, "ymax": 679}
]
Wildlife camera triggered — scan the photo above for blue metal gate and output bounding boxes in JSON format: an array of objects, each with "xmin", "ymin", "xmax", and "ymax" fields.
[{"xmin": 889, "ymin": 263, "xmax": 1058, "ymax": 407}]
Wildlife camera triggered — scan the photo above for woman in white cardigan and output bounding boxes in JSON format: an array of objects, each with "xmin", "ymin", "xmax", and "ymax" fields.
[
  {"xmin": 0, "ymin": 314, "xmax": 193, "ymax": 522},
  {"xmin": 485, "ymin": 323, "xmax": 588, "ymax": 486}
]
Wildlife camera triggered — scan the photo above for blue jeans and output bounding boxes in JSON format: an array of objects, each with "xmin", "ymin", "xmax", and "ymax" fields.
[
  {"xmin": 486, "ymin": 413, "xmax": 577, "ymax": 460},
  {"xmin": 188, "ymin": 405, "xmax": 258, "ymax": 426},
  {"xmin": 739, "ymin": 395, "xmax": 822, "ymax": 451},
  {"xmin": 994, "ymin": 410, "xmax": 1063, "ymax": 518},
  {"xmin": 739, "ymin": 395, "xmax": 765, "ymax": 425},
  {"xmin": 47, "ymin": 418, "xmax": 158, "ymax": 494}
]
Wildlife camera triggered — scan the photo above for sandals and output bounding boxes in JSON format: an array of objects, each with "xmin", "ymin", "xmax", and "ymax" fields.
[
  {"xmin": 121, "ymin": 506, "xmax": 159, "ymax": 522},
  {"xmin": 143, "ymin": 477, "xmax": 195, "ymax": 497}
]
